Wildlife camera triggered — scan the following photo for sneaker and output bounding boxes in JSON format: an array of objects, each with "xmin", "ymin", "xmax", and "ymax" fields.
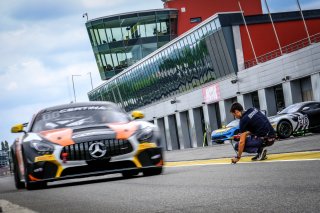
[
  {"xmin": 251, "ymin": 153, "xmax": 259, "ymax": 161},
  {"xmin": 257, "ymin": 147, "xmax": 267, "ymax": 161}
]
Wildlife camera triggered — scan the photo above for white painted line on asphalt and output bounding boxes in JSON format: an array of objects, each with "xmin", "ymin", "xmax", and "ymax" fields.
[
  {"xmin": 164, "ymin": 158, "xmax": 320, "ymax": 168},
  {"xmin": 0, "ymin": 199, "xmax": 38, "ymax": 213}
]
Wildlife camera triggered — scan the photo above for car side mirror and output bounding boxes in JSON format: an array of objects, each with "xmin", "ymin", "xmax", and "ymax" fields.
[
  {"xmin": 131, "ymin": 111, "xmax": 144, "ymax": 119},
  {"xmin": 11, "ymin": 124, "xmax": 24, "ymax": 133},
  {"xmin": 302, "ymin": 107, "xmax": 310, "ymax": 111}
]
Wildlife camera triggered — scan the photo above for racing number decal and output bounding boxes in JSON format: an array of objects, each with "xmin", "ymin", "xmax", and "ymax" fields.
[
  {"xmin": 42, "ymin": 111, "xmax": 60, "ymax": 121},
  {"xmin": 297, "ymin": 114, "xmax": 309, "ymax": 130}
]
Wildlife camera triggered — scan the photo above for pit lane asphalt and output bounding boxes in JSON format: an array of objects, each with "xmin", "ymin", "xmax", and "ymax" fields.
[
  {"xmin": 164, "ymin": 133, "xmax": 320, "ymax": 162},
  {"xmin": 0, "ymin": 134, "xmax": 319, "ymax": 213}
]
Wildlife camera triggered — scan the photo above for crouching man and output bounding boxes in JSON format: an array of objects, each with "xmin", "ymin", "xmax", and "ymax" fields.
[{"xmin": 230, "ymin": 103, "xmax": 276, "ymax": 164}]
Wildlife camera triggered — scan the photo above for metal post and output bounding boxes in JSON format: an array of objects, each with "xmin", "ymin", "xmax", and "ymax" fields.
[
  {"xmin": 264, "ymin": 0, "xmax": 283, "ymax": 55},
  {"xmin": 72, "ymin": 75, "xmax": 81, "ymax": 103},
  {"xmin": 296, "ymin": 0, "xmax": 311, "ymax": 45},
  {"xmin": 238, "ymin": 1, "xmax": 258, "ymax": 65},
  {"xmin": 87, "ymin": 72, "xmax": 94, "ymax": 90},
  {"xmin": 82, "ymin": 13, "xmax": 88, "ymax": 21}
]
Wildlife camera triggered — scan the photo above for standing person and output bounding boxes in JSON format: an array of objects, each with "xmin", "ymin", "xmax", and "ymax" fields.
[{"xmin": 229, "ymin": 102, "xmax": 276, "ymax": 164}]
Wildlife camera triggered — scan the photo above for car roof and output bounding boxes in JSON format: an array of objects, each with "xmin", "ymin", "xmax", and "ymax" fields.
[
  {"xmin": 292, "ymin": 101, "xmax": 320, "ymax": 107},
  {"xmin": 37, "ymin": 101, "xmax": 120, "ymax": 114},
  {"xmin": 300, "ymin": 101, "xmax": 320, "ymax": 104}
]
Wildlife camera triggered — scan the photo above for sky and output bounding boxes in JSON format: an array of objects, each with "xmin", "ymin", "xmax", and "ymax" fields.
[{"xmin": 1, "ymin": 0, "xmax": 320, "ymax": 145}]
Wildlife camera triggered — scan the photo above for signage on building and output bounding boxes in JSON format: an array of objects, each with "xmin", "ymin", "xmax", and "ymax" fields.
[{"xmin": 202, "ymin": 83, "xmax": 220, "ymax": 103}]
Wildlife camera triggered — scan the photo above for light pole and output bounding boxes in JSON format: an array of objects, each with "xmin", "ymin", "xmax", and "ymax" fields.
[
  {"xmin": 82, "ymin": 13, "xmax": 88, "ymax": 21},
  {"xmin": 72, "ymin": 75, "xmax": 81, "ymax": 103},
  {"xmin": 87, "ymin": 72, "xmax": 94, "ymax": 90}
]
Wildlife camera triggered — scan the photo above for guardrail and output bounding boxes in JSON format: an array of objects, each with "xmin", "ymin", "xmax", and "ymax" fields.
[
  {"xmin": 244, "ymin": 33, "xmax": 320, "ymax": 69},
  {"xmin": 0, "ymin": 167, "xmax": 11, "ymax": 176}
]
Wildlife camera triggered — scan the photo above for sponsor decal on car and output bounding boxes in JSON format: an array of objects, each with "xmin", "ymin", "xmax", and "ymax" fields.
[{"xmin": 35, "ymin": 154, "xmax": 56, "ymax": 162}]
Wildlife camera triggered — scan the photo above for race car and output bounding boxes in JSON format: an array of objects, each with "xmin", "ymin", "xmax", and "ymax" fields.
[
  {"xmin": 268, "ymin": 101, "xmax": 320, "ymax": 139},
  {"xmin": 211, "ymin": 119, "xmax": 240, "ymax": 144},
  {"xmin": 10, "ymin": 102, "xmax": 163, "ymax": 190}
]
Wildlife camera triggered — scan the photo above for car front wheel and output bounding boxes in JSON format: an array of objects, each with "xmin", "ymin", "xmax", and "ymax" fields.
[
  {"xmin": 277, "ymin": 120, "xmax": 293, "ymax": 139},
  {"xmin": 23, "ymin": 154, "xmax": 47, "ymax": 190},
  {"xmin": 122, "ymin": 170, "xmax": 140, "ymax": 178},
  {"xmin": 24, "ymin": 168, "xmax": 47, "ymax": 190},
  {"xmin": 143, "ymin": 167, "xmax": 163, "ymax": 176},
  {"xmin": 12, "ymin": 151, "xmax": 25, "ymax": 189}
]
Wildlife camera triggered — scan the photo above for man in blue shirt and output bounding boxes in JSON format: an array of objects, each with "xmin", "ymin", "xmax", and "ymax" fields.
[{"xmin": 230, "ymin": 102, "xmax": 275, "ymax": 164}]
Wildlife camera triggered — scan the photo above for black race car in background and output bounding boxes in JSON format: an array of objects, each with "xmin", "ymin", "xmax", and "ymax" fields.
[
  {"xmin": 11, "ymin": 102, "xmax": 163, "ymax": 190},
  {"xmin": 268, "ymin": 101, "xmax": 320, "ymax": 138}
]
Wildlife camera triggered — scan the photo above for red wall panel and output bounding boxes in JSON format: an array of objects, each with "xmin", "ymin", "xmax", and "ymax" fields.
[
  {"xmin": 240, "ymin": 19, "xmax": 320, "ymax": 62},
  {"xmin": 164, "ymin": 0, "xmax": 262, "ymax": 35}
]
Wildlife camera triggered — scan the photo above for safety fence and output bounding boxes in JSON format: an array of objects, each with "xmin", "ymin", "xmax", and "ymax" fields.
[
  {"xmin": 0, "ymin": 167, "xmax": 11, "ymax": 176},
  {"xmin": 244, "ymin": 33, "xmax": 320, "ymax": 69}
]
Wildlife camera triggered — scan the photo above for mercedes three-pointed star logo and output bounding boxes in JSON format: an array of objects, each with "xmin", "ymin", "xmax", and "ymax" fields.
[{"xmin": 88, "ymin": 142, "xmax": 107, "ymax": 158}]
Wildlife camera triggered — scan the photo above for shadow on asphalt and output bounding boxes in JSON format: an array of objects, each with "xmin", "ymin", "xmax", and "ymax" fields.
[{"xmin": 45, "ymin": 174, "xmax": 144, "ymax": 190}]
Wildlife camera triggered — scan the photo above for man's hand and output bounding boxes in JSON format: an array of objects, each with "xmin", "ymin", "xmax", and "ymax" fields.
[{"xmin": 231, "ymin": 157, "xmax": 240, "ymax": 164}]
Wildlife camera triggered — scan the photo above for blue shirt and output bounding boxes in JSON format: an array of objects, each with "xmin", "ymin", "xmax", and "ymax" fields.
[{"xmin": 240, "ymin": 108, "xmax": 275, "ymax": 137}]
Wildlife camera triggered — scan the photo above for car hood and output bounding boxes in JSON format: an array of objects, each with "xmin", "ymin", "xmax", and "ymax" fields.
[
  {"xmin": 268, "ymin": 113, "xmax": 292, "ymax": 122},
  {"xmin": 212, "ymin": 127, "xmax": 233, "ymax": 135},
  {"xmin": 37, "ymin": 122, "xmax": 139, "ymax": 146}
]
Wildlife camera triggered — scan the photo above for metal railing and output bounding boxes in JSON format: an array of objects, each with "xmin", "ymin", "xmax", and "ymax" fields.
[{"xmin": 244, "ymin": 33, "xmax": 320, "ymax": 69}]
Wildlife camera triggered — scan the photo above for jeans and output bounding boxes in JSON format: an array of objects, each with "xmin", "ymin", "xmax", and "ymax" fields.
[{"xmin": 234, "ymin": 136, "xmax": 264, "ymax": 153}]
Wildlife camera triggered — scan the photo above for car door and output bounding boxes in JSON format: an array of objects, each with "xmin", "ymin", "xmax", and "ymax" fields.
[{"xmin": 300, "ymin": 103, "xmax": 320, "ymax": 129}]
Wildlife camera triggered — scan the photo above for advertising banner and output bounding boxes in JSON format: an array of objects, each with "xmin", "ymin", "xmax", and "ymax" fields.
[{"xmin": 202, "ymin": 83, "xmax": 220, "ymax": 103}]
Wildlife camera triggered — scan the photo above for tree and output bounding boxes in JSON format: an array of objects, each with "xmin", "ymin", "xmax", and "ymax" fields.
[
  {"xmin": 1, "ymin": 141, "xmax": 4, "ymax": 150},
  {"xmin": 4, "ymin": 141, "xmax": 9, "ymax": 150}
]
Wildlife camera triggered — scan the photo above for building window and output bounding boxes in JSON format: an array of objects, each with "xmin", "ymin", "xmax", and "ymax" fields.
[
  {"xmin": 300, "ymin": 77, "xmax": 313, "ymax": 101},
  {"xmin": 251, "ymin": 91, "xmax": 260, "ymax": 109},
  {"xmin": 190, "ymin": 17, "xmax": 202, "ymax": 23}
]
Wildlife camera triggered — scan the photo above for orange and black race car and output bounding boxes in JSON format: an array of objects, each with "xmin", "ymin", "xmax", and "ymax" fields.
[{"xmin": 10, "ymin": 101, "xmax": 163, "ymax": 190}]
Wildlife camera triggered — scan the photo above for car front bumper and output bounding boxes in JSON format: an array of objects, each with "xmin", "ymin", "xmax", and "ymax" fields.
[{"xmin": 24, "ymin": 142, "xmax": 163, "ymax": 183}]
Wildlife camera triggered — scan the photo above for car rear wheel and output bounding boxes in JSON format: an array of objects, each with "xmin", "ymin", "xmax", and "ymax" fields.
[
  {"xmin": 277, "ymin": 120, "xmax": 293, "ymax": 139},
  {"xmin": 215, "ymin": 140, "xmax": 224, "ymax": 144},
  {"xmin": 143, "ymin": 167, "xmax": 163, "ymax": 176}
]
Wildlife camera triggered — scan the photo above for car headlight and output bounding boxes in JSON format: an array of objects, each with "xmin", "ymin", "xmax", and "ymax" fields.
[
  {"xmin": 30, "ymin": 140, "xmax": 54, "ymax": 155},
  {"xmin": 136, "ymin": 126, "xmax": 154, "ymax": 143}
]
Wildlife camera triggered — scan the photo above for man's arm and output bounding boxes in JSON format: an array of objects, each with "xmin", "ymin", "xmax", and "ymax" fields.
[
  {"xmin": 237, "ymin": 131, "xmax": 248, "ymax": 158},
  {"xmin": 231, "ymin": 131, "xmax": 248, "ymax": 163}
]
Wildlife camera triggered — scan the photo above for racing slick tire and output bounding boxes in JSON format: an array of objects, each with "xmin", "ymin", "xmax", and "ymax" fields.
[
  {"xmin": 310, "ymin": 126, "xmax": 320, "ymax": 133},
  {"xmin": 143, "ymin": 167, "xmax": 163, "ymax": 176},
  {"xmin": 12, "ymin": 151, "xmax": 25, "ymax": 189},
  {"xmin": 24, "ymin": 168, "xmax": 47, "ymax": 190},
  {"xmin": 277, "ymin": 120, "xmax": 293, "ymax": 139},
  {"xmin": 122, "ymin": 170, "xmax": 140, "ymax": 178}
]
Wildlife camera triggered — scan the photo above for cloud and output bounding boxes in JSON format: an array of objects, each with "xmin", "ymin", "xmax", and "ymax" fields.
[
  {"xmin": 0, "ymin": 57, "xmax": 100, "ymax": 145},
  {"xmin": 0, "ymin": 57, "xmax": 97, "ymax": 103},
  {"xmin": 262, "ymin": 0, "xmax": 320, "ymax": 13},
  {"xmin": 81, "ymin": 0, "xmax": 127, "ymax": 9},
  {"xmin": 6, "ymin": 82, "xmax": 18, "ymax": 91},
  {"xmin": 8, "ymin": 1, "xmax": 82, "ymax": 21},
  {"xmin": 0, "ymin": 0, "xmax": 164, "ymax": 145},
  {"xmin": 301, "ymin": 0, "xmax": 320, "ymax": 9}
]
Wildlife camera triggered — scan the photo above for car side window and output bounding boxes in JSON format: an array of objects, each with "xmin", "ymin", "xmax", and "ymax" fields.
[{"xmin": 306, "ymin": 103, "xmax": 320, "ymax": 110}]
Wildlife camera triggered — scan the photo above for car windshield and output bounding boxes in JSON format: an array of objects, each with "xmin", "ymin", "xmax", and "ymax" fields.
[
  {"xmin": 31, "ymin": 105, "xmax": 130, "ymax": 132},
  {"xmin": 278, "ymin": 103, "xmax": 303, "ymax": 114},
  {"xmin": 226, "ymin": 119, "xmax": 239, "ymax": 128}
]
